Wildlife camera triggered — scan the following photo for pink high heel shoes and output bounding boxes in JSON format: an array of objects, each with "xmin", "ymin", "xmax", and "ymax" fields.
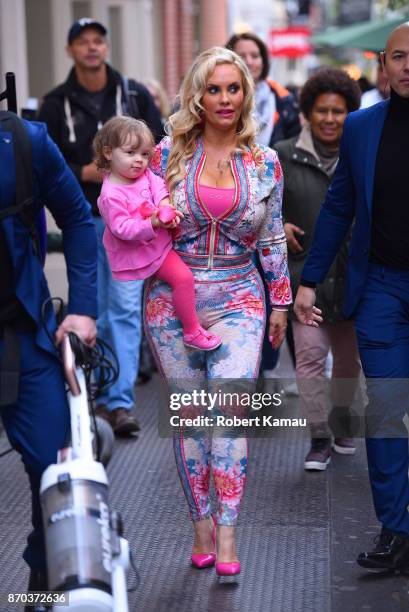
[
  {"xmin": 191, "ymin": 516, "xmax": 217, "ymax": 569},
  {"xmin": 215, "ymin": 524, "xmax": 241, "ymax": 577},
  {"xmin": 215, "ymin": 560, "xmax": 241, "ymax": 576},
  {"xmin": 191, "ymin": 517, "xmax": 241, "ymax": 576}
]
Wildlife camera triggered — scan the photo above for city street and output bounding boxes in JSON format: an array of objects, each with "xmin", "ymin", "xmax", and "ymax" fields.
[
  {"xmin": 1, "ymin": 373, "xmax": 408, "ymax": 612},
  {"xmin": 1, "ymin": 2, "xmax": 409, "ymax": 612}
]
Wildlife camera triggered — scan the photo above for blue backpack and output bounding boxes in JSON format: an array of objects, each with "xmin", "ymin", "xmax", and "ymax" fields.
[{"xmin": 0, "ymin": 111, "xmax": 47, "ymax": 265}]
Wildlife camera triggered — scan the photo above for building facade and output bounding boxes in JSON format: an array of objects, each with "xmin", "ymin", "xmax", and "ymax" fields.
[
  {"xmin": 0, "ymin": 0, "xmax": 230, "ymax": 111},
  {"xmin": 0, "ymin": 0, "xmax": 229, "ymax": 297}
]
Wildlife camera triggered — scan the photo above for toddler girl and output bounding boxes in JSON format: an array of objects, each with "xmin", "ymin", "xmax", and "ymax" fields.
[{"xmin": 93, "ymin": 116, "xmax": 221, "ymax": 351}]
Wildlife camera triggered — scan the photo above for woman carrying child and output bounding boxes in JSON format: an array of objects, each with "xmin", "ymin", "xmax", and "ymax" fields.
[
  {"xmin": 93, "ymin": 116, "xmax": 221, "ymax": 351},
  {"xmin": 145, "ymin": 47, "xmax": 291, "ymax": 577}
]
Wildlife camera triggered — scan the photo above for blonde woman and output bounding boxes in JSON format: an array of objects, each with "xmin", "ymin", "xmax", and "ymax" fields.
[{"xmin": 146, "ymin": 47, "xmax": 291, "ymax": 576}]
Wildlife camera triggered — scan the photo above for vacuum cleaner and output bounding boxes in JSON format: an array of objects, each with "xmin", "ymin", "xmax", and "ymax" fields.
[{"xmin": 40, "ymin": 333, "xmax": 131, "ymax": 611}]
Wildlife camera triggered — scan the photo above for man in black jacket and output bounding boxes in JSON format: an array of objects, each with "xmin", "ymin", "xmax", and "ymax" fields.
[{"xmin": 39, "ymin": 18, "xmax": 164, "ymax": 436}]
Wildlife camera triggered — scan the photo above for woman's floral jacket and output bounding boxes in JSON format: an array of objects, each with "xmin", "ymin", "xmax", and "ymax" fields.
[{"xmin": 150, "ymin": 136, "xmax": 291, "ymax": 306}]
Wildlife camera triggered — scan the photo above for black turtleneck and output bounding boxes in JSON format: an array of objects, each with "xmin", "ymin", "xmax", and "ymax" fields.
[{"xmin": 370, "ymin": 88, "xmax": 409, "ymax": 268}]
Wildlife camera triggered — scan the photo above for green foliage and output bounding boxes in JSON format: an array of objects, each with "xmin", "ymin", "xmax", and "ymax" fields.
[
  {"xmin": 376, "ymin": 0, "xmax": 409, "ymax": 15},
  {"xmin": 387, "ymin": 0, "xmax": 409, "ymax": 10}
]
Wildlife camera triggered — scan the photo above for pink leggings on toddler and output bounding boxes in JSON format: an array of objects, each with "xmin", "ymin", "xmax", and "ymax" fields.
[{"xmin": 155, "ymin": 249, "xmax": 199, "ymax": 335}]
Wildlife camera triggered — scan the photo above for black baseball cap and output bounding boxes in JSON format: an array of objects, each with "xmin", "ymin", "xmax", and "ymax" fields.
[{"xmin": 67, "ymin": 18, "xmax": 107, "ymax": 44}]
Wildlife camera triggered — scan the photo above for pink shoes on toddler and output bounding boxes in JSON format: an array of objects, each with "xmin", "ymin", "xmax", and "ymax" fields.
[{"xmin": 183, "ymin": 326, "xmax": 222, "ymax": 351}]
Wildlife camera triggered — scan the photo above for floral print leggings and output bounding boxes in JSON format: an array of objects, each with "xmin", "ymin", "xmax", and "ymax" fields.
[{"xmin": 144, "ymin": 261, "xmax": 265, "ymax": 525}]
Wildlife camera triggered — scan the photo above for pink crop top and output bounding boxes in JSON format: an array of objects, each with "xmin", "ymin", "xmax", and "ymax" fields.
[{"xmin": 198, "ymin": 184, "xmax": 235, "ymax": 218}]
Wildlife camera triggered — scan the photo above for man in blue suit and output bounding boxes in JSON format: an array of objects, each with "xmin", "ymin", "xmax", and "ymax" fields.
[
  {"xmin": 295, "ymin": 22, "xmax": 409, "ymax": 571},
  {"xmin": 0, "ymin": 116, "xmax": 97, "ymax": 601}
]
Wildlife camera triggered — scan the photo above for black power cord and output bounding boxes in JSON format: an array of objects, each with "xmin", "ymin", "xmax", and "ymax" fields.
[
  {"xmin": 40, "ymin": 297, "xmax": 119, "ymax": 401},
  {"xmin": 40, "ymin": 297, "xmax": 119, "ymax": 462},
  {"xmin": 66, "ymin": 331, "xmax": 119, "ymax": 462}
]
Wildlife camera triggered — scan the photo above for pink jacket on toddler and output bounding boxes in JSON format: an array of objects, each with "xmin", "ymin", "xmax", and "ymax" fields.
[{"xmin": 97, "ymin": 168, "xmax": 172, "ymax": 280}]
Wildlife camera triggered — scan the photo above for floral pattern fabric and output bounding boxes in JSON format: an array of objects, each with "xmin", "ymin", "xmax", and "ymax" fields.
[
  {"xmin": 150, "ymin": 137, "xmax": 291, "ymax": 307},
  {"xmin": 173, "ymin": 432, "xmax": 248, "ymax": 525},
  {"xmin": 145, "ymin": 137, "xmax": 291, "ymax": 525},
  {"xmin": 145, "ymin": 264, "xmax": 263, "ymax": 524}
]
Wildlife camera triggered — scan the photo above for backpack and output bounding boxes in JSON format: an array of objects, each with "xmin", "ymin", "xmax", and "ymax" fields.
[
  {"xmin": 0, "ymin": 112, "xmax": 49, "ymax": 405},
  {"xmin": 0, "ymin": 111, "xmax": 46, "ymax": 265},
  {"xmin": 122, "ymin": 77, "xmax": 140, "ymax": 119}
]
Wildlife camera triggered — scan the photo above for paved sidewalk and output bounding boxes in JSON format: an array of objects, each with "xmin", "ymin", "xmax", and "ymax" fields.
[{"xmin": 0, "ymin": 374, "xmax": 408, "ymax": 612}]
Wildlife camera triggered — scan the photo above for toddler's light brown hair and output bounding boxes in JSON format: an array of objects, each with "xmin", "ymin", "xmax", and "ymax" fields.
[{"xmin": 93, "ymin": 116, "xmax": 155, "ymax": 171}]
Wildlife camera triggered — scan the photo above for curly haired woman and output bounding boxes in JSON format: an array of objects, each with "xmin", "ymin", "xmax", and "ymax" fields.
[{"xmin": 145, "ymin": 47, "xmax": 291, "ymax": 577}]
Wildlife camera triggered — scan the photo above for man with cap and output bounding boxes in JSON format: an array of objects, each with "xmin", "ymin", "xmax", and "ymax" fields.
[
  {"xmin": 39, "ymin": 19, "xmax": 163, "ymax": 437},
  {"xmin": 294, "ymin": 22, "xmax": 409, "ymax": 572}
]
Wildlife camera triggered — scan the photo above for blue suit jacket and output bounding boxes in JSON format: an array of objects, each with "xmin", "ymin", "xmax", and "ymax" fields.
[
  {"xmin": 0, "ymin": 120, "xmax": 97, "ymax": 355},
  {"xmin": 301, "ymin": 100, "xmax": 389, "ymax": 318}
]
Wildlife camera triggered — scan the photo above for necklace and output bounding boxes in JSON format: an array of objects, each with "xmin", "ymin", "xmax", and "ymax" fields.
[
  {"xmin": 203, "ymin": 154, "xmax": 233, "ymax": 187},
  {"xmin": 215, "ymin": 157, "xmax": 231, "ymax": 187},
  {"xmin": 217, "ymin": 156, "xmax": 231, "ymax": 173}
]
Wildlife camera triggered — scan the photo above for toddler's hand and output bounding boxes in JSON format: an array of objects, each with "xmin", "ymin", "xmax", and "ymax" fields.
[
  {"xmin": 152, "ymin": 208, "xmax": 183, "ymax": 229},
  {"xmin": 165, "ymin": 209, "xmax": 183, "ymax": 229},
  {"xmin": 158, "ymin": 205, "xmax": 176, "ymax": 224}
]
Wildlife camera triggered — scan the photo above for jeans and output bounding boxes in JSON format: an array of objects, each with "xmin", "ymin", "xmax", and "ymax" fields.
[{"xmin": 95, "ymin": 216, "xmax": 143, "ymax": 411}]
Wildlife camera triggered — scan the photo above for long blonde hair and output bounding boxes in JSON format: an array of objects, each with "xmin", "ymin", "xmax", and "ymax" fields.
[{"xmin": 166, "ymin": 47, "xmax": 258, "ymax": 194}]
